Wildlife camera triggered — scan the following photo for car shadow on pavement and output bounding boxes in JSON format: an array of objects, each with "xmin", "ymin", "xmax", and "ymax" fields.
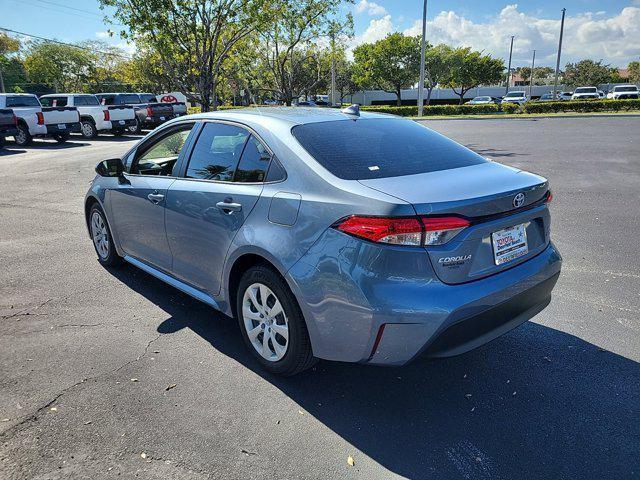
[
  {"xmin": 110, "ymin": 264, "xmax": 639, "ymax": 480},
  {"xmin": 11, "ymin": 141, "xmax": 90, "ymax": 150},
  {"xmin": 466, "ymin": 144, "xmax": 530, "ymax": 158},
  {"xmin": 0, "ymin": 147, "xmax": 27, "ymax": 156}
]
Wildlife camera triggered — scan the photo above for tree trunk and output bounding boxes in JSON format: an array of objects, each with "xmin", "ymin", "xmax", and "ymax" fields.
[
  {"xmin": 200, "ymin": 93, "xmax": 211, "ymax": 113},
  {"xmin": 426, "ymin": 87, "xmax": 434, "ymax": 106},
  {"xmin": 396, "ymin": 87, "xmax": 402, "ymax": 106}
]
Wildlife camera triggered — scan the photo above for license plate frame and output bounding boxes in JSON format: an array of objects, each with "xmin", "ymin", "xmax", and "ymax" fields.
[
  {"xmin": 118, "ymin": 120, "xmax": 125, "ymax": 125},
  {"xmin": 491, "ymin": 223, "xmax": 528, "ymax": 265},
  {"xmin": 57, "ymin": 123, "xmax": 66, "ymax": 130}
]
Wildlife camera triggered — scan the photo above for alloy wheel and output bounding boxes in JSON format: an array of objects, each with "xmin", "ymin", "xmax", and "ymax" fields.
[
  {"xmin": 242, "ymin": 283, "xmax": 289, "ymax": 362},
  {"xmin": 91, "ymin": 211, "xmax": 110, "ymax": 259}
]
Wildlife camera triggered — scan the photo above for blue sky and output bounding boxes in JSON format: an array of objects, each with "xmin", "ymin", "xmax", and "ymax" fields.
[{"xmin": 2, "ymin": 0, "xmax": 639, "ymax": 66}]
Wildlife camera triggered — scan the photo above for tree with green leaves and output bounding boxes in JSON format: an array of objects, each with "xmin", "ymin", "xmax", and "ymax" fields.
[
  {"xmin": 563, "ymin": 59, "xmax": 615, "ymax": 87},
  {"xmin": 100, "ymin": 0, "xmax": 272, "ymax": 111},
  {"xmin": 517, "ymin": 66, "xmax": 554, "ymax": 85},
  {"xmin": 628, "ymin": 61, "xmax": 640, "ymax": 84},
  {"xmin": 442, "ymin": 47, "xmax": 504, "ymax": 104},
  {"xmin": 0, "ymin": 32, "xmax": 22, "ymax": 93},
  {"xmin": 24, "ymin": 42, "xmax": 97, "ymax": 92},
  {"xmin": 352, "ymin": 33, "xmax": 421, "ymax": 106},
  {"xmin": 423, "ymin": 43, "xmax": 453, "ymax": 105},
  {"xmin": 258, "ymin": 0, "xmax": 352, "ymax": 105}
]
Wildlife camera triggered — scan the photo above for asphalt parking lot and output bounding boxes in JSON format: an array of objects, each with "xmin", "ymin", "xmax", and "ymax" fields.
[{"xmin": 0, "ymin": 116, "xmax": 638, "ymax": 480}]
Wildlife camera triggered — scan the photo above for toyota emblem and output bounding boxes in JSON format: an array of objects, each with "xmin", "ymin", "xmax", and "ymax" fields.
[{"xmin": 513, "ymin": 192, "xmax": 526, "ymax": 208}]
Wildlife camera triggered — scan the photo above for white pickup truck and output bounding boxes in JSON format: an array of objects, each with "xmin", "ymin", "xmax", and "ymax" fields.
[
  {"xmin": 40, "ymin": 94, "xmax": 136, "ymax": 138},
  {"xmin": 571, "ymin": 87, "xmax": 600, "ymax": 100},
  {"xmin": 501, "ymin": 91, "xmax": 528, "ymax": 105},
  {"xmin": 606, "ymin": 85, "xmax": 639, "ymax": 100},
  {"xmin": 0, "ymin": 93, "xmax": 81, "ymax": 146}
]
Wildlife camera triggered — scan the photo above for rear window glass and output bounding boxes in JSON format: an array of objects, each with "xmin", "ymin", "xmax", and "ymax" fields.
[
  {"xmin": 139, "ymin": 94, "xmax": 157, "ymax": 103},
  {"xmin": 76, "ymin": 95, "xmax": 99, "ymax": 106},
  {"xmin": 119, "ymin": 94, "xmax": 141, "ymax": 104},
  {"xmin": 40, "ymin": 96, "xmax": 67, "ymax": 107},
  {"xmin": 291, "ymin": 118, "xmax": 486, "ymax": 180},
  {"xmin": 6, "ymin": 96, "xmax": 40, "ymax": 107}
]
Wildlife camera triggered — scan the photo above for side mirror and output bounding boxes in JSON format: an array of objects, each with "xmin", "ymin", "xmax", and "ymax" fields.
[{"xmin": 95, "ymin": 158, "xmax": 124, "ymax": 177}]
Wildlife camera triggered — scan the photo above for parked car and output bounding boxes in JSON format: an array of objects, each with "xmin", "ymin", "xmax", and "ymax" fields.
[
  {"xmin": 0, "ymin": 108, "xmax": 18, "ymax": 147},
  {"xmin": 296, "ymin": 100, "xmax": 316, "ymax": 107},
  {"xmin": 85, "ymin": 107, "xmax": 561, "ymax": 376},
  {"xmin": 466, "ymin": 96, "xmax": 497, "ymax": 105},
  {"xmin": 96, "ymin": 93, "xmax": 174, "ymax": 134},
  {"xmin": 557, "ymin": 92, "xmax": 573, "ymax": 101},
  {"xmin": 139, "ymin": 92, "xmax": 188, "ymax": 118},
  {"xmin": 537, "ymin": 93, "xmax": 555, "ymax": 102},
  {"xmin": 40, "ymin": 94, "xmax": 136, "ymax": 138},
  {"xmin": 571, "ymin": 87, "xmax": 599, "ymax": 100},
  {"xmin": 598, "ymin": 90, "xmax": 605, "ymax": 99},
  {"xmin": 501, "ymin": 91, "xmax": 528, "ymax": 105},
  {"xmin": 606, "ymin": 85, "xmax": 639, "ymax": 100},
  {"xmin": 0, "ymin": 93, "xmax": 81, "ymax": 146}
]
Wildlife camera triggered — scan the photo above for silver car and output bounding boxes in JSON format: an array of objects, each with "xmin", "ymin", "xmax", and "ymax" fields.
[{"xmin": 86, "ymin": 107, "xmax": 561, "ymax": 375}]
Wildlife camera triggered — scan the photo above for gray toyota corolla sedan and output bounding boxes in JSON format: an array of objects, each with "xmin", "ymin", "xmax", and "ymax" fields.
[{"xmin": 85, "ymin": 106, "xmax": 561, "ymax": 375}]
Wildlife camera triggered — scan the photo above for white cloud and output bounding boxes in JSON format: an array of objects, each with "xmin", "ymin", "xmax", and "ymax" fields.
[
  {"xmin": 351, "ymin": 14, "xmax": 393, "ymax": 49},
  {"xmin": 394, "ymin": 4, "xmax": 640, "ymax": 67},
  {"xmin": 95, "ymin": 31, "xmax": 111, "ymax": 39},
  {"xmin": 355, "ymin": 0, "xmax": 387, "ymax": 17}
]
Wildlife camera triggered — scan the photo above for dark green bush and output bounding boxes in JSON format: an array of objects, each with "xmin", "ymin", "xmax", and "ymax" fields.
[
  {"xmin": 361, "ymin": 103, "xmax": 516, "ymax": 116},
  {"xmin": 523, "ymin": 99, "xmax": 640, "ymax": 114}
]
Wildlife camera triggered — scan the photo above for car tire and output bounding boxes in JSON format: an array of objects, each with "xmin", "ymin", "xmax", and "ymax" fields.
[
  {"xmin": 89, "ymin": 204, "xmax": 123, "ymax": 267},
  {"xmin": 80, "ymin": 120, "xmax": 98, "ymax": 139},
  {"xmin": 14, "ymin": 124, "xmax": 32, "ymax": 146},
  {"xmin": 127, "ymin": 119, "xmax": 142, "ymax": 135},
  {"xmin": 236, "ymin": 265, "xmax": 316, "ymax": 376},
  {"xmin": 54, "ymin": 133, "xmax": 70, "ymax": 143}
]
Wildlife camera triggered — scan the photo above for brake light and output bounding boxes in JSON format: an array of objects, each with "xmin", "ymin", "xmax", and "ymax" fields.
[
  {"xmin": 103, "ymin": 109, "xmax": 110, "ymax": 121},
  {"xmin": 146, "ymin": 106, "xmax": 153, "ymax": 117},
  {"xmin": 36, "ymin": 112, "xmax": 44, "ymax": 125},
  {"xmin": 421, "ymin": 216, "xmax": 470, "ymax": 246},
  {"xmin": 336, "ymin": 216, "xmax": 423, "ymax": 246},
  {"xmin": 545, "ymin": 190, "xmax": 553, "ymax": 204},
  {"xmin": 12, "ymin": 114, "xmax": 18, "ymax": 126},
  {"xmin": 335, "ymin": 215, "xmax": 470, "ymax": 246}
]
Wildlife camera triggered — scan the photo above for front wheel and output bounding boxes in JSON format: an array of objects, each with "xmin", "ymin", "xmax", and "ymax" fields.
[
  {"xmin": 53, "ymin": 133, "xmax": 70, "ymax": 143},
  {"xmin": 14, "ymin": 124, "xmax": 32, "ymax": 146},
  {"xmin": 89, "ymin": 204, "xmax": 122, "ymax": 267},
  {"xmin": 237, "ymin": 266, "xmax": 316, "ymax": 376}
]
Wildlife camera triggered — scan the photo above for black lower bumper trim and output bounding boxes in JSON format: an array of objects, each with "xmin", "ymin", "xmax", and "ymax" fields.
[
  {"xmin": 423, "ymin": 272, "xmax": 560, "ymax": 358},
  {"xmin": 46, "ymin": 122, "xmax": 81, "ymax": 134}
]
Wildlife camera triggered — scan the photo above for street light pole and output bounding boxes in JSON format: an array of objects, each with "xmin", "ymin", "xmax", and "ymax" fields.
[
  {"xmin": 529, "ymin": 49, "xmax": 536, "ymax": 99},
  {"xmin": 417, "ymin": 0, "xmax": 428, "ymax": 116},
  {"xmin": 505, "ymin": 35, "xmax": 515, "ymax": 96},
  {"xmin": 553, "ymin": 8, "xmax": 566, "ymax": 100}
]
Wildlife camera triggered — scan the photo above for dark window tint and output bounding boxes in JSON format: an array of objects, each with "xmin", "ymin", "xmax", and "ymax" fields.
[
  {"xmin": 40, "ymin": 96, "xmax": 67, "ymax": 107},
  {"xmin": 291, "ymin": 118, "xmax": 486, "ymax": 180},
  {"xmin": 133, "ymin": 124, "xmax": 194, "ymax": 176},
  {"xmin": 76, "ymin": 95, "xmax": 99, "ymax": 106},
  {"xmin": 139, "ymin": 94, "xmax": 157, "ymax": 103},
  {"xmin": 6, "ymin": 95, "xmax": 40, "ymax": 107},
  {"xmin": 186, "ymin": 123, "xmax": 249, "ymax": 181},
  {"xmin": 97, "ymin": 95, "xmax": 114, "ymax": 105},
  {"xmin": 234, "ymin": 135, "xmax": 270, "ymax": 183},
  {"xmin": 119, "ymin": 94, "xmax": 140, "ymax": 104},
  {"xmin": 265, "ymin": 157, "xmax": 286, "ymax": 182}
]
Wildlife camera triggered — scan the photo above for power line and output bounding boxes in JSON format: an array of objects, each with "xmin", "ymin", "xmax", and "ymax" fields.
[
  {"xmin": 8, "ymin": 0, "xmax": 126, "ymax": 27},
  {"xmin": 0, "ymin": 27, "xmax": 132, "ymax": 60},
  {"xmin": 33, "ymin": 0, "xmax": 107, "ymax": 18}
]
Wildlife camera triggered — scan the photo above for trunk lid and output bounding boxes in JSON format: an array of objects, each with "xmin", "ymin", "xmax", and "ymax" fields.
[
  {"xmin": 107, "ymin": 105, "xmax": 136, "ymax": 121},
  {"xmin": 41, "ymin": 106, "xmax": 79, "ymax": 125},
  {"xmin": 359, "ymin": 162, "xmax": 551, "ymax": 284}
]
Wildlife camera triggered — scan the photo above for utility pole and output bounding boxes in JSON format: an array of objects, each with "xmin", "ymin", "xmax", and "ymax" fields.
[
  {"xmin": 505, "ymin": 35, "xmax": 515, "ymax": 96},
  {"xmin": 553, "ymin": 8, "xmax": 566, "ymax": 100},
  {"xmin": 0, "ymin": 64, "xmax": 5, "ymax": 93},
  {"xmin": 529, "ymin": 49, "xmax": 536, "ymax": 99},
  {"xmin": 417, "ymin": 0, "xmax": 428, "ymax": 116},
  {"xmin": 330, "ymin": 29, "xmax": 336, "ymax": 106}
]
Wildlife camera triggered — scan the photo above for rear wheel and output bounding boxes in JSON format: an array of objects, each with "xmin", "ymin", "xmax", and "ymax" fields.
[
  {"xmin": 14, "ymin": 124, "xmax": 32, "ymax": 146},
  {"xmin": 236, "ymin": 266, "xmax": 316, "ymax": 376},
  {"xmin": 54, "ymin": 133, "xmax": 70, "ymax": 143},
  {"xmin": 80, "ymin": 120, "xmax": 98, "ymax": 139},
  {"xmin": 127, "ymin": 119, "xmax": 142, "ymax": 134},
  {"xmin": 89, "ymin": 204, "xmax": 122, "ymax": 267}
]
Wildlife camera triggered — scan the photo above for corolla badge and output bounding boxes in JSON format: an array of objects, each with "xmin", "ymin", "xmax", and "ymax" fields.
[{"xmin": 513, "ymin": 192, "xmax": 526, "ymax": 208}]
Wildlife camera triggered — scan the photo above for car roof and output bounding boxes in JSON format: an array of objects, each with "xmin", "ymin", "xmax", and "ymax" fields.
[
  {"xmin": 185, "ymin": 107, "xmax": 395, "ymax": 127},
  {"xmin": 41, "ymin": 93, "xmax": 95, "ymax": 96}
]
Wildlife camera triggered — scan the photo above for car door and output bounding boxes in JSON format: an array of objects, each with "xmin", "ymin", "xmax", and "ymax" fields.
[
  {"xmin": 108, "ymin": 122, "xmax": 197, "ymax": 272},
  {"xmin": 164, "ymin": 121, "xmax": 272, "ymax": 295}
]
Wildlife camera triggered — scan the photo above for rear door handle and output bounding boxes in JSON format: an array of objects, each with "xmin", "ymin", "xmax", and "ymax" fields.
[
  {"xmin": 147, "ymin": 193, "xmax": 164, "ymax": 204},
  {"xmin": 216, "ymin": 200, "xmax": 242, "ymax": 213}
]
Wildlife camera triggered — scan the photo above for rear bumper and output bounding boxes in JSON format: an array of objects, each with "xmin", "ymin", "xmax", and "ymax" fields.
[
  {"xmin": 110, "ymin": 118, "xmax": 137, "ymax": 130},
  {"xmin": 45, "ymin": 122, "xmax": 81, "ymax": 134},
  {"xmin": 287, "ymin": 229, "xmax": 562, "ymax": 366},
  {"xmin": 143, "ymin": 116, "xmax": 169, "ymax": 127},
  {"xmin": 0, "ymin": 126, "xmax": 18, "ymax": 137}
]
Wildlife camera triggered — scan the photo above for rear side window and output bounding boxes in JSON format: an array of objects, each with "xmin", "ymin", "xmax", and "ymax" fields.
[
  {"xmin": 40, "ymin": 96, "xmax": 67, "ymax": 107},
  {"xmin": 291, "ymin": 118, "xmax": 486, "ymax": 180},
  {"xmin": 186, "ymin": 123, "xmax": 249, "ymax": 181},
  {"xmin": 6, "ymin": 96, "xmax": 41, "ymax": 107},
  {"xmin": 119, "ymin": 94, "xmax": 140, "ymax": 104},
  {"xmin": 76, "ymin": 95, "xmax": 99, "ymax": 106},
  {"xmin": 234, "ymin": 135, "xmax": 271, "ymax": 183},
  {"xmin": 97, "ymin": 95, "xmax": 115, "ymax": 105},
  {"xmin": 139, "ymin": 94, "xmax": 157, "ymax": 103}
]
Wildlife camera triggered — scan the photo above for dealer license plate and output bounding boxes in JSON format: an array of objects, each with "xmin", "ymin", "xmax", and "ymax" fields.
[
  {"xmin": 57, "ymin": 123, "xmax": 66, "ymax": 130},
  {"xmin": 492, "ymin": 223, "xmax": 528, "ymax": 265}
]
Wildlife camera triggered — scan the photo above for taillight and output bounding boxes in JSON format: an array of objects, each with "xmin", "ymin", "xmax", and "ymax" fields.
[
  {"xmin": 36, "ymin": 112, "xmax": 44, "ymax": 125},
  {"xmin": 103, "ymin": 109, "xmax": 110, "ymax": 121},
  {"xmin": 421, "ymin": 216, "xmax": 470, "ymax": 246},
  {"xmin": 335, "ymin": 215, "xmax": 470, "ymax": 246},
  {"xmin": 545, "ymin": 190, "xmax": 553, "ymax": 203},
  {"xmin": 336, "ymin": 216, "xmax": 423, "ymax": 246},
  {"xmin": 146, "ymin": 106, "xmax": 153, "ymax": 117},
  {"xmin": 12, "ymin": 114, "xmax": 18, "ymax": 126}
]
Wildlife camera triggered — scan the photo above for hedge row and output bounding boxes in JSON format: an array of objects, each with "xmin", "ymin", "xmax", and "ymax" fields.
[
  {"xmin": 522, "ymin": 98, "xmax": 640, "ymax": 114},
  {"xmin": 361, "ymin": 103, "xmax": 519, "ymax": 116}
]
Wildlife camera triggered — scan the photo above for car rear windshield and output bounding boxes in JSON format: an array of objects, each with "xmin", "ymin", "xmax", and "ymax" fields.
[
  {"xmin": 291, "ymin": 118, "xmax": 486, "ymax": 180},
  {"xmin": 505, "ymin": 92, "xmax": 524, "ymax": 97},
  {"xmin": 6, "ymin": 96, "xmax": 40, "ymax": 107},
  {"xmin": 139, "ymin": 94, "xmax": 157, "ymax": 103},
  {"xmin": 615, "ymin": 86, "xmax": 637, "ymax": 92},
  {"xmin": 575, "ymin": 87, "xmax": 597, "ymax": 93}
]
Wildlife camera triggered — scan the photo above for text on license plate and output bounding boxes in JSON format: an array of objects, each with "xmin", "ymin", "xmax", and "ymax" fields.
[
  {"xmin": 57, "ymin": 123, "xmax": 66, "ymax": 129},
  {"xmin": 119, "ymin": 120, "xmax": 125, "ymax": 125},
  {"xmin": 160, "ymin": 116, "xmax": 165, "ymax": 120},
  {"xmin": 491, "ymin": 223, "xmax": 528, "ymax": 265}
]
